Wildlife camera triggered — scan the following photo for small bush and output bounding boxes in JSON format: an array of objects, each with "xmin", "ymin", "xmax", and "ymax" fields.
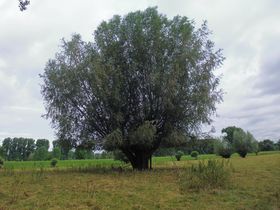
[
  {"xmin": 180, "ymin": 159, "xmax": 233, "ymax": 192},
  {"xmin": 214, "ymin": 139, "xmax": 233, "ymax": 158},
  {"xmin": 0, "ymin": 157, "xmax": 4, "ymax": 168},
  {"xmin": 50, "ymin": 158, "xmax": 58, "ymax": 167},
  {"xmin": 190, "ymin": 151, "xmax": 199, "ymax": 159},
  {"xmin": 175, "ymin": 151, "xmax": 184, "ymax": 161}
]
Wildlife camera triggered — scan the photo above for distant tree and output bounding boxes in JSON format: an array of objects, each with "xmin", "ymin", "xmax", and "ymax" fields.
[
  {"xmin": 75, "ymin": 148, "xmax": 92, "ymax": 160},
  {"xmin": 41, "ymin": 7, "xmax": 224, "ymax": 170},
  {"xmin": 175, "ymin": 151, "xmax": 184, "ymax": 161},
  {"xmin": 251, "ymin": 140, "xmax": 259, "ymax": 155},
  {"xmin": 275, "ymin": 139, "xmax": 280, "ymax": 150},
  {"xmin": 0, "ymin": 146, "xmax": 3, "ymax": 158},
  {"xmin": 1, "ymin": 137, "xmax": 35, "ymax": 161},
  {"xmin": 52, "ymin": 138, "xmax": 74, "ymax": 160},
  {"xmin": 2, "ymin": 138, "xmax": 13, "ymax": 160},
  {"xmin": 33, "ymin": 146, "xmax": 49, "ymax": 161},
  {"xmin": 67, "ymin": 150, "xmax": 75, "ymax": 160},
  {"xmin": 222, "ymin": 126, "xmax": 244, "ymax": 144},
  {"xmin": 258, "ymin": 139, "xmax": 275, "ymax": 151},
  {"xmin": 36, "ymin": 139, "xmax": 50, "ymax": 150},
  {"xmin": 214, "ymin": 138, "xmax": 233, "ymax": 158},
  {"xmin": 52, "ymin": 147, "xmax": 62, "ymax": 159},
  {"xmin": 232, "ymin": 130, "xmax": 256, "ymax": 158}
]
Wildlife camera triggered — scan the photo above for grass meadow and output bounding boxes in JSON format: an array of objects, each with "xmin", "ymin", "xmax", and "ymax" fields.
[{"xmin": 0, "ymin": 152, "xmax": 279, "ymax": 209}]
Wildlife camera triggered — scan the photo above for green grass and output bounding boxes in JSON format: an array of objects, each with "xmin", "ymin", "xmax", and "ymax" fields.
[
  {"xmin": 3, "ymin": 151, "xmax": 278, "ymax": 170},
  {"xmin": 0, "ymin": 152, "xmax": 279, "ymax": 209},
  {"xmin": 3, "ymin": 159, "xmax": 124, "ymax": 170}
]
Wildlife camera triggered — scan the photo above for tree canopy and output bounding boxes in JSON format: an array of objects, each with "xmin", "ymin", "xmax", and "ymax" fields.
[{"xmin": 41, "ymin": 7, "xmax": 224, "ymax": 170}]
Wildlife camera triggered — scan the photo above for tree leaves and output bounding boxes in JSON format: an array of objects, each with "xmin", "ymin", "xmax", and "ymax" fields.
[{"xmin": 41, "ymin": 7, "xmax": 224, "ymax": 156}]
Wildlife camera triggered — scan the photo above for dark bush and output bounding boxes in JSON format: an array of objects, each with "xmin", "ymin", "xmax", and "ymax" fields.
[
  {"xmin": 190, "ymin": 151, "xmax": 199, "ymax": 159},
  {"xmin": 50, "ymin": 158, "xmax": 58, "ymax": 167},
  {"xmin": 214, "ymin": 139, "xmax": 233, "ymax": 158},
  {"xmin": 175, "ymin": 151, "xmax": 184, "ymax": 161}
]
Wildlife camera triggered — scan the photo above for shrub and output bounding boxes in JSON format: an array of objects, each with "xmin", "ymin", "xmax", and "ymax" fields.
[
  {"xmin": 50, "ymin": 158, "xmax": 58, "ymax": 167},
  {"xmin": 180, "ymin": 159, "xmax": 233, "ymax": 192},
  {"xmin": 0, "ymin": 157, "xmax": 4, "ymax": 168},
  {"xmin": 214, "ymin": 139, "xmax": 233, "ymax": 158},
  {"xmin": 190, "ymin": 151, "xmax": 199, "ymax": 159},
  {"xmin": 175, "ymin": 151, "xmax": 184, "ymax": 161}
]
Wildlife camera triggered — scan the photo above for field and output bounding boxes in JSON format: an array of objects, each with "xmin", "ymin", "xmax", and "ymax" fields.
[{"xmin": 0, "ymin": 152, "xmax": 279, "ymax": 210}]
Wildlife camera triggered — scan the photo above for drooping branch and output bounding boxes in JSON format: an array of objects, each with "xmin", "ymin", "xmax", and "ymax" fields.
[{"xmin": 19, "ymin": 0, "xmax": 30, "ymax": 11}]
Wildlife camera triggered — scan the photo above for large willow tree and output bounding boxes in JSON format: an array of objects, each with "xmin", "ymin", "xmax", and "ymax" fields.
[{"xmin": 41, "ymin": 7, "xmax": 224, "ymax": 170}]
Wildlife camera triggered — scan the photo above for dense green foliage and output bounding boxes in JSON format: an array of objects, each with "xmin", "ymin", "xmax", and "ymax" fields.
[
  {"xmin": 1, "ymin": 137, "xmax": 35, "ymax": 161},
  {"xmin": 33, "ymin": 146, "xmax": 49, "ymax": 161},
  {"xmin": 36, "ymin": 139, "xmax": 50, "ymax": 150},
  {"xmin": 222, "ymin": 126, "xmax": 243, "ymax": 144},
  {"xmin": 232, "ymin": 130, "xmax": 256, "ymax": 157},
  {"xmin": 222, "ymin": 126, "xmax": 258, "ymax": 158},
  {"xmin": 175, "ymin": 151, "xmax": 184, "ymax": 161},
  {"xmin": 113, "ymin": 150, "xmax": 129, "ymax": 163},
  {"xmin": 214, "ymin": 138, "xmax": 233, "ymax": 158},
  {"xmin": 190, "ymin": 151, "xmax": 199, "ymax": 159},
  {"xmin": 50, "ymin": 158, "xmax": 58, "ymax": 167},
  {"xmin": 258, "ymin": 139, "xmax": 276, "ymax": 151},
  {"xmin": 52, "ymin": 147, "xmax": 62, "ymax": 159},
  {"xmin": 41, "ymin": 7, "xmax": 223, "ymax": 169}
]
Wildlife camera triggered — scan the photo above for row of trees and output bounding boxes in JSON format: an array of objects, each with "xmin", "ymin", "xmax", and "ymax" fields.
[
  {"xmin": 214, "ymin": 126, "xmax": 280, "ymax": 158},
  {"xmin": 0, "ymin": 138, "xmax": 50, "ymax": 161},
  {"xmin": 0, "ymin": 133, "xmax": 279, "ymax": 161},
  {"xmin": 0, "ymin": 137, "xmax": 104, "ymax": 161},
  {"xmin": 153, "ymin": 136, "xmax": 280, "ymax": 157}
]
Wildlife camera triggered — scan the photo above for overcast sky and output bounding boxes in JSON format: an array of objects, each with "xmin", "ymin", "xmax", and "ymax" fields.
[{"xmin": 0, "ymin": 0, "xmax": 279, "ymax": 143}]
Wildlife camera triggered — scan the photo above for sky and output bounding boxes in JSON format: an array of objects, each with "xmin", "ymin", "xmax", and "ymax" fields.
[{"xmin": 0, "ymin": 0, "xmax": 279, "ymax": 143}]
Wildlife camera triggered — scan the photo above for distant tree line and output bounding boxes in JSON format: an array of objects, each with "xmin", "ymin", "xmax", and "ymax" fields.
[
  {"xmin": 0, "ymin": 135, "xmax": 279, "ymax": 161},
  {"xmin": 153, "ymin": 136, "xmax": 280, "ymax": 157},
  {"xmin": 0, "ymin": 138, "xmax": 50, "ymax": 161},
  {"xmin": 153, "ymin": 137, "xmax": 216, "ymax": 156},
  {"xmin": 0, "ymin": 137, "xmax": 109, "ymax": 161}
]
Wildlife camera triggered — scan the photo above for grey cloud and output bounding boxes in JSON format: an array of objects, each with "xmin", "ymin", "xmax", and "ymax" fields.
[{"xmin": 255, "ymin": 57, "xmax": 280, "ymax": 95}]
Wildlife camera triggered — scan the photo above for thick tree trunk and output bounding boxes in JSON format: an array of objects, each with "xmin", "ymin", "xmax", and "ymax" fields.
[
  {"xmin": 125, "ymin": 152, "xmax": 149, "ymax": 170},
  {"xmin": 131, "ymin": 152, "xmax": 149, "ymax": 170},
  {"xmin": 122, "ymin": 149, "xmax": 153, "ymax": 170}
]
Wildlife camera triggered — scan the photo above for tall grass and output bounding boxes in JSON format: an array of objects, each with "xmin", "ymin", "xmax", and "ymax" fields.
[{"xmin": 180, "ymin": 159, "xmax": 233, "ymax": 192}]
